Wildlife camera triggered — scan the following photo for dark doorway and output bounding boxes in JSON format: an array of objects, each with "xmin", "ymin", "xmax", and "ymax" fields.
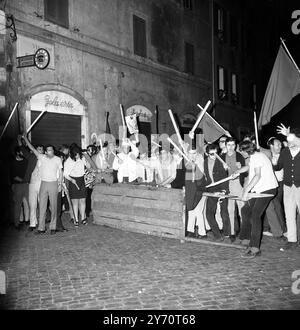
[{"xmin": 30, "ymin": 111, "xmax": 81, "ymax": 148}]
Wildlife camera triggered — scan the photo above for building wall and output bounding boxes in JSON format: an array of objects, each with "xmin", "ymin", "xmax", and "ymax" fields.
[
  {"xmin": 212, "ymin": 0, "xmax": 274, "ymax": 139},
  {"xmin": 4, "ymin": 0, "xmax": 212, "ymax": 147}
]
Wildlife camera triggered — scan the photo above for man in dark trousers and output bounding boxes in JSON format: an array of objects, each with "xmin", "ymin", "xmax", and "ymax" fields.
[
  {"xmin": 10, "ymin": 145, "xmax": 28, "ymax": 229},
  {"xmin": 204, "ymin": 143, "xmax": 231, "ymax": 242}
]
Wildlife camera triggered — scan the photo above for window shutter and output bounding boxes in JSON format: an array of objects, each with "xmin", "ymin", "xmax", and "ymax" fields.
[
  {"xmin": 133, "ymin": 15, "xmax": 147, "ymax": 58},
  {"xmin": 44, "ymin": 0, "xmax": 57, "ymax": 21},
  {"xmin": 57, "ymin": 0, "xmax": 69, "ymax": 28},
  {"xmin": 44, "ymin": 0, "xmax": 69, "ymax": 28}
]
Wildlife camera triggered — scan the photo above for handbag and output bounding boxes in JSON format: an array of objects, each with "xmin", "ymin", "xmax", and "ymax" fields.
[{"xmin": 84, "ymin": 167, "xmax": 96, "ymax": 188}]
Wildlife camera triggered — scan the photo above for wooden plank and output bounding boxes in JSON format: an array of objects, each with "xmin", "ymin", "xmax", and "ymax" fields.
[
  {"xmin": 93, "ymin": 201, "xmax": 182, "ymax": 222},
  {"xmin": 93, "ymin": 209, "xmax": 182, "ymax": 230},
  {"xmin": 93, "ymin": 184, "xmax": 184, "ymax": 202},
  {"xmin": 92, "ymin": 193, "xmax": 183, "ymax": 212},
  {"xmin": 185, "ymin": 237, "xmax": 246, "ymax": 250},
  {"xmin": 93, "ymin": 213, "xmax": 182, "ymax": 239}
]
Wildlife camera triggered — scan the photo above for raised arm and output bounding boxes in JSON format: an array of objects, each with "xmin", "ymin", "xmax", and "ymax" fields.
[{"xmin": 22, "ymin": 135, "xmax": 40, "ymax": 158}]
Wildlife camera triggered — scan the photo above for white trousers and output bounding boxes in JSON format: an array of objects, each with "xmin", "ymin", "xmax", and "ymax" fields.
[
  {"xmin": 283, "ymin": 185, "xmax": 300, "ymax": 243},
  {"xmin": 29, "ymin": 181, "xmax": 41, "ymax": 227},
  {"xmin": 228, "ymin": 179, "xmax": 244, "ymax": 235},
  {"xmin": 187, "ymin": 196, "xmax": 211, "ymax": 236},
  {"xmin": 19, "ymin": 197, "xmax": 29, "ymax": 222}
]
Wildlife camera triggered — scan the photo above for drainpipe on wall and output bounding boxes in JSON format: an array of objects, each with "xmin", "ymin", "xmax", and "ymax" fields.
[{"xmin": 211, "ymin": 0, "xmax": 216, "ymax": 117}]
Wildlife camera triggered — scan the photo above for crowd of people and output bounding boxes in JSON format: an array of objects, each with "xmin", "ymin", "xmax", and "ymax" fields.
[{"xmin": 1, "ymin": 122, "xmax": 300, "ymax": 258}]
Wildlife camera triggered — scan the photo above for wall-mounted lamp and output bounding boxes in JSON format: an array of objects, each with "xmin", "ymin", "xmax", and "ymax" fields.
[{"xmin": 6, "ymin": 14, "xmax": 17, "ymax": 42}]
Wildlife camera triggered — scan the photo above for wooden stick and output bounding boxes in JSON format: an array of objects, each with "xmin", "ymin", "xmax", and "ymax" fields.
[
  {"xmin": 0, "ymin": 102, "xmax": 18, "ymax": 141},
  {"xmin": 151, "ymin": 140, "xmax": 160, "ymax": 148},
  {"xmin": 120, "ymin": 104, "xmax": 126, "ymax": 127},
  {"xmin": 190, "ymin": 100, "xmax": 211, "ymax": 135},
  {"xmin": 168, "ymin": 109, "xmax": 185, "ymax": 150},
  {"xmin": 167, "ymin": 137, "xmax": 190, "ymax": 163},
  {"xmin": 27, "ymin": 110, "xmax": 47, "ymax": 134},
  {"xmin": 111, "ymin": 150, "xmax": 120, "ymax": 160},
  {"xmin": 120, "ymin": 104, "xmax": 127, "ymax": 140},
  {"xmin": 280, "ymin": 37, "xmax": 300, "ymax": 74},
  {"xmin": 253, "ymin": 111, "xmax": 260, "ymax": 150},
  {"xmin": 62, "ymin": 182, "xmax": 76, "ymax": 221},
  {"xmin": 215, "ymin": 153, "xmax": 228, "ymax": 167},
  {"xmin": 155, "ymin": 105, "xmax": 159, "ymax": 134},
  {"xmin": 206, "ymin": 175, "xmax": 235, "ymax": 188},
  {"xmin": 99, "ymin": 138, "xmax": 105, "ymax": 160}
]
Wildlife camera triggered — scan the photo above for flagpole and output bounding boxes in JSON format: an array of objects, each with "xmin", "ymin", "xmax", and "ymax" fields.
[
  {"xmin": 280, "ymin": 37, "xmax": 300, "ymax": 75},
  {"xmin": 0, "ymin": 102, "xmax": 19, "ymax": 141},
  {"xmin": 253, "ymin": 111, "xmax": 260, "ymax": 150},
  {"xmin": 155, "ymin": 105, "xmax": 159, "ymax": 134}
]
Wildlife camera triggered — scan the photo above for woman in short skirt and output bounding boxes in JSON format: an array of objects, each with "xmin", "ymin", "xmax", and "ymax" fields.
[{"xmin": 64, "ymin": 144, "xmax": 90, "ymax": 226}]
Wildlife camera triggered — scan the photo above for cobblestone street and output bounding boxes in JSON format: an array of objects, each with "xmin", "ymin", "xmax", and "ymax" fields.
[{"xmin": 0, "ymin": 215, "xmax": 299, "ymax": 310}]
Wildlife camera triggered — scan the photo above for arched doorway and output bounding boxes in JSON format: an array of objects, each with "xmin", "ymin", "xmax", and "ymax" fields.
[{"xmin": 26, "ymin": 88, "xmax": 88, "ymax": 148}]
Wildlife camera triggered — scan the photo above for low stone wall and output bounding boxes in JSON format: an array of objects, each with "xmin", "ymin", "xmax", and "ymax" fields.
[{"xmin": 92, "ymin": 184, "xmax": 185, "ymax": 240}]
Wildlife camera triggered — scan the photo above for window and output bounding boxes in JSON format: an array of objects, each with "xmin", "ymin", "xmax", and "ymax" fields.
[
  {"xmin": 185, "ymin": 42, "xmax": 194, "ymax": 75},
  {"xmin": 133, "ymin": 15, "xmax": 147, "ymax": 58},
  {"xmin": 231, "ymin": 73, "xmax": 239, "ymax": 104},
  {"xmin": 217, "ymin": 66, "xmax": 228, "ymax": 100},
  {"xmin": 182, "ymin": 0, "xmax": 193, "ymax": 10},
  {"xmin": 230, "ymin": 15, "xmax": 238, "ymax": 48},
  {"xmin": 44, "ymin": 0, "xmax": 69, "ymax": 28},
  {"xmin": 214, "ymin": 3, "xmax": 226, "ymax": 42}
]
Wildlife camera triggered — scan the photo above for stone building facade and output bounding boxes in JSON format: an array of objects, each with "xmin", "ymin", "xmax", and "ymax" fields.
[
  {"xmin": 0, "ymin": 0, "xmax": 277, "ymax": 147},
  {"xmin": 1, "ymin": 0, "xmax": 213, "ymax": 148}
]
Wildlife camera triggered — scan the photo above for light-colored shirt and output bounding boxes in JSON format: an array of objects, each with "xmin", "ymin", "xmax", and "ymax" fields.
[
  {"xmin": 30, "ymin": 162, "xmax": 41, "ymax": 184},
  {"xmin": 112, "ymin": 145, "xmax": 140, "ymax": 183},
  {"xmin": 208, "ymin": 158, "xmax": 215, "ymax": 183},
  {"xmin": 64, "ymin": 157, "xmax": 87, "ymax": 178},
  {"xmin": 248, "ymin": 152, "xmax": 278, "ymax": 193},
  {"xmin": 38, "ymin": 155, "xmax": 62, "ymax": 182}
]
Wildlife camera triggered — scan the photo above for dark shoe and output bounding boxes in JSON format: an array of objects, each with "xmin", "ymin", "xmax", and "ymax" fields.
[
  {"xmin": 186, "ymin": 232, "xmax": 195, "ymax": 238},
  {"xmin": 74, "ymin": 221, "xmax": 79, "ymax": 227},
  {"xmin": 81, "ymin": 218, "xmax": 88, "ymax": 225},
  {"xmin": 198, "ymin": 235, "xmax": 208, "ymax": 240},
  {"xmin": 28, "ymin": 227, "xmax": 36, "ymax": 232},
  {"xmin": 230, "ymin": 235, "xmax": 236, "ymax": 243},
  {"xmin": 241, "ymin": 249, "xmax": 261, "ymax": 259},
  {"xmin": 50, "ymin": 230, "xmax": 56, "ymax": 235},
  {"xmin": 35, "ymin": 230, "xmax": 46, "ymax": 235},
  {"xmin": 56, "ymin": 227, "xmax": 68, "ymax": 232},
  {"xmin": 212, "ymin": 236, "xmax": 224, "ymax": 242}
]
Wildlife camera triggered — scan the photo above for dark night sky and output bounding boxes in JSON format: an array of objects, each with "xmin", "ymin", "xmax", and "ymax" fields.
[{"xmin": 258, "ymin": 0, "xmax": 300, "ymax": 143}]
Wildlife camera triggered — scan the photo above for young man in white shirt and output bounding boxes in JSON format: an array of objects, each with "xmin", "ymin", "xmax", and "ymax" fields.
[
  {"xmin": 23, "ymin": 136, "xmax": 62, "ymax": 235},
  {"xmin": 233, "ymin": 141, "xmax": 278, "ymax": 258},
  {"xmin": 112, "ymin": 139, "xmax": 140, "ymax": 183}
]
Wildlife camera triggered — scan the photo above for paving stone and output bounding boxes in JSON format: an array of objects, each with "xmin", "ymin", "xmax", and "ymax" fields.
[{"xmin": 1, "ymin": 220, "xmax": 299, "ymax": 310}]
